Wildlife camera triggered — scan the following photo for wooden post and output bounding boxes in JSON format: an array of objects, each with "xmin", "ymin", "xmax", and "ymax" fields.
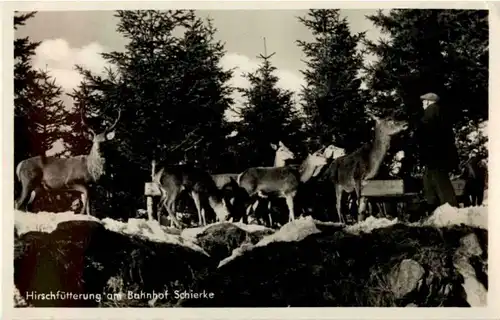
[{"xmin": 146, "ymin": 160, "xmax": 156, "ymax": 221}]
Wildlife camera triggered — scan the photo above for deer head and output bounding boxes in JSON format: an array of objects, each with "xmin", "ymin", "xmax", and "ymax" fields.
[
  {"xmin": 270, "ymin": 141, "xmax": 295, "ymax": 164},
  {"xmin": 303, "ymin": 150, "xmax": 329, "ymax": 180},
  {"xmin": 81, "ymin": 106, "xmax": 122, "ymax": 145},
  {"xmin": 212, "ymin": 197, "xmax": 231, "ymax": 222},
  {"xmin": 368, "ymin": 112, "xmax": 408, "ymax": 136},
  {"xmin": 323, "ymin": 144, "xmax": 346, "ymax": 159}
]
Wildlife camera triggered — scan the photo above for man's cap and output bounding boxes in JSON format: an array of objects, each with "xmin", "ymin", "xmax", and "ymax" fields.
[{"xmin": 420, "ymin": 92, "xmax": 440, "ymax": 102}]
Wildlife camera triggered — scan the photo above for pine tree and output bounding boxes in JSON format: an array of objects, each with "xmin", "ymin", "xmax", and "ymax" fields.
[
  {"xmin": 14, "ymin": 12, "xmax": 74, "ymax": 211},
  {"xmin": 235, "ymin": 42, "xmax": 304, "ymax": 169},
  {"xmin": 364, "ymin": 9, "xmax": 488, "ymax": 175},
  {"xmin": 68, "ymin": 10, "xmax": 234, "ymax": 218},
  {"xmin": 14, "ymin": 11, "xmax": 41, "ymax": 166},
  {"xmin": 297, "ymin": 9, "xmax": 369, "ymax": 153}
]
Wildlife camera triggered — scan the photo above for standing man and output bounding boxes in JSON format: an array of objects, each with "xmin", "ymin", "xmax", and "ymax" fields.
[{"xmin": 415, "ymin": 92, "xmax": 459, "ymax": 213}]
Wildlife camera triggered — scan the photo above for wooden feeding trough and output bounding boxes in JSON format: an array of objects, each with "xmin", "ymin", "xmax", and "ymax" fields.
[
  {"xmin": 360, "ymin": 178, "xmax": 467, "ymax": 216},
  {"xmin": 361, "ymin": 179, "xmax": 405, "ymax": 197},
  {"xmin": 361, "ymin": 178, "xmax": 466, "ymax": 198}
]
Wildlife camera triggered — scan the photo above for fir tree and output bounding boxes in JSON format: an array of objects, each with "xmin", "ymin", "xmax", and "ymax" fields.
[
  {"xmin": 235, "ymin": 39, "xmax": 304, "ymax": 169},
  {"xmin": 297, "ymin": 9, "xmax": 369, "ymax": 153},
  {"xmin": 68, "ymin": 10, "xmax": 234, "ymax": 218},
  {"xmin": 364, "ymin": 9, "xmax": 488, "ymax": 175}
]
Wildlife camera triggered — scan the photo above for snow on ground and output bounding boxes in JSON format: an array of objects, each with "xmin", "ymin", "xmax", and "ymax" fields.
[
  {"xmin": 14, "ymin": 286, "xmax": 29, "ymax": 307},
  {"xmin": 15, "ymin": 202, "xmax": 488, "ymax": 269},
  {"xmin": 256, "ymin": 216, "xmax": 321, "ymax": 247},
  {"xmin": 15, "ymin": 210, "xmax": 100, "ymax": 236},
  {"xmin": 345, "ymin": 216, "xmax": 399, "ymax": 235},
  {"xmin": 101, "ymin": 217, "xmax": 209, "ymax": 256},
  {"xmin": 232, "ymin": 221, "xmax": 274, "ymax": 234},
  {"xmin": 179, "ymin": 222, "xmax": 223, "ymax": 242},
  {"xmin": 423, "ymin": 203, "xmax": 487, "ymax": 230},
  {"xmin": 14, "ymin": 210, "xmax": 208, "ymax": 256},
  {"xmin": 218, "ymin": 216, "xmax": 321, "ymax": 268},
  {"xmin": 218, "ymin": 203, "xmax": 488, "ymax": 268}
]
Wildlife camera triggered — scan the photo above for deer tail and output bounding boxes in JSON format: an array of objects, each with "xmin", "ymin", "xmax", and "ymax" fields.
[{"xmin": 15, "ymin": 161, "xmax": 23, "ymax": 181}]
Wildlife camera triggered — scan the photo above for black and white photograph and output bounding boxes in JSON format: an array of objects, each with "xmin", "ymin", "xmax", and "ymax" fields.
[{"xmin": 4, "ymin": 1, "xmax": 492, "ymax": 314}]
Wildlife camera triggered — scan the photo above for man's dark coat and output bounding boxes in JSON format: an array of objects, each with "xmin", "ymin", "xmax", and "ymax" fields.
[{"xmin": 415, "ymin": 102, "xmax": 459, "ymax": 173}]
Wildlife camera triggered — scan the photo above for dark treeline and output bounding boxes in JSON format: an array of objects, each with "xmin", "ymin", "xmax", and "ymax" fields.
[{"xmin": 14, "ymin": 9, "xmax": 488, "ymax": 219}]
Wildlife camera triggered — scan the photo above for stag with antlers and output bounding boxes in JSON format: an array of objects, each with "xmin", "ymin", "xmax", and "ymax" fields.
[{"xmin": 14, "ymin": 106, "xmax": 121, "ymax": 215}]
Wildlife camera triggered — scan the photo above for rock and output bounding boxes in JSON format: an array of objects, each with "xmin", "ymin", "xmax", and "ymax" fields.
[
  {"xmin": 453, "ymin": 233, "xmax": 487, "ymax": 307},
  {"xmin": 458, "ymin": 233, "xmax": 483, "ymax": 258},
  {"xmin": 181, "ymin": 225, "xmax": 475, "ymax": 307},
  {"xmin": 388, "ymin": 259, "xmax": 425, "ymax": 299},
  {"xmin": 196, "ymin": 223, "xmax": 254, "ymax": 263},
  {"xmin": 14, "ymin": 287, "xmax": 29, "ymax": 307}
]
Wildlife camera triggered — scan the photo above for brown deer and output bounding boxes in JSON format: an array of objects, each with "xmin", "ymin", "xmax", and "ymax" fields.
[
  {"xmin": 237, "ymin": 150, "xmax": 328, "ymax": 224},
  {"xmin": 211, "ymin": 141, "xmax": 295, "ymax": 222},
  {"xmin": 325, "ymin": 113, "xmax": 408, "ymax": 224},
  {"xmin": 211, "ymin": 141, "xmax": 295, "ymax": 191},
  {"xmin": 246, "ymin": 144, "xmax": 345, "ymax": 226},
  {"xmin": 15, "ymin": 107, "xmax": 122, "ymax": 215},
  {"xmin": 459, "ymin": 152, "xmax": 488, "ymax": 206},
  {"xmin": 153, "ymin": 163, "xmax": 232, "ymax": 229}
]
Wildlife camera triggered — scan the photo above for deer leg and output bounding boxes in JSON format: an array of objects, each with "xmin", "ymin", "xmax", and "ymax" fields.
[
  {"xmin": 16, "ymin": 180, "xmax": 40, "ymax": 211},
  {"xmin": 15, "ymin": 185, "xmax": 31, "ymax": 211},
  {"xmin": 164, "ymin": 193, "xmax": 184, "ymax": 229},
  {"xmin": 285, "ymin": 193, "xmax": 296, "ymax": 223},
  {"xmin": 191, "ymin": 191, "xmax": 205, "ymax": 226},
  {"xmin": 157, "ymin": 196, "xmax": 168, "ymax": 223},
  {"xmin": 335, "ymin": 185, "xmax": 345, "ymax": 224},
  {"xmin": 358, "ymin": 197, "xmax": 368, "ymax": 222},
  {"xmin": 354, "ymin": 180, "xmax": 367, "ymax": 223},
  {"xmin": 267, "ymin": 200, "xmax": 273, "ymax": 227},
  {"xmin": 25, "ymin": 186, "xmax": 43, "ymax": 212},
  {"xmin": 245, "ymin": 197, "xmax": 260, "ymax": 224}
]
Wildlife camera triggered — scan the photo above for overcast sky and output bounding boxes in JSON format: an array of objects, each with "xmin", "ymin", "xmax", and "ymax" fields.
[
  {"xmin": 15, "ymin": 10, "xmax": 386, "ymax": 153},
  {"xmin": 16, "ymin": 10, "xmax": 384, "ymax": 104}
]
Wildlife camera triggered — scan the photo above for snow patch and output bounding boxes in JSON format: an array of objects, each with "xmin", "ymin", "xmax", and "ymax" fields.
[
  {"xmin": 218, "ymin": 216, "xmax": 320, "ymax": 268},
  {"xmin": 256, "ymin": 216, "xmax": 320, "ymax": 247},
  {"xmin": 101, "ymin": 217, "xmax": 209, "ymax": 256},
  {"xmin": 14, "ymin": 211, "xmax": 208, "ymax": 256},
  {"xmin": 15, "ymin": 210, "xmax": 100, "ymax": 236},
  {"xmin": 180, "ymin": 222, "xmax": 224, "ymax": 242},
  {"xmin": 346, "ymin": 216, "xmax": 399, "ymax": 235},
  {"xmin": 232, "ymin": 222, "xmax": 274, "ymax": 234},
  {"xmin": 14, "ymin": 286, "xmax": 29, "ymax": 307},
  {"xmin": 423, "ymin": 203, "xmax": 487, "ymax": 230}
]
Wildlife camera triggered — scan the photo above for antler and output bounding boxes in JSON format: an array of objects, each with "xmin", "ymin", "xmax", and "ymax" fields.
[
  {"xmin": 104, "ymin": 107, "xmax": 122, "ymax": 133},
  {"xmin": 80, "ymin": 104, "xmax": 96, "ymax": 136}
]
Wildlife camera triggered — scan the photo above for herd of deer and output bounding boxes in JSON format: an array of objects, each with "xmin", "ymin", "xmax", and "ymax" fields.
[{"xmin": 19, "ymin": 106, "xmax": 487, "ymax": 229}]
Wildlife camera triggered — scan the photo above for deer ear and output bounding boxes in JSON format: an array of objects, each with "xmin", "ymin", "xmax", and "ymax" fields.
[
  {"xmin": 279, "ymin": 141, "xmax": 285, "ymax": 147},
  {"xmin": 270, "ymin": 143, "xmax": 277, "ymax": 150},
  {"xmin": 105, "ymin": 130, "xmax": 116, "ymax": 140},
  {"xmin": 324, "ymin": 147, "xmax": 333, "ymax": 159}
]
